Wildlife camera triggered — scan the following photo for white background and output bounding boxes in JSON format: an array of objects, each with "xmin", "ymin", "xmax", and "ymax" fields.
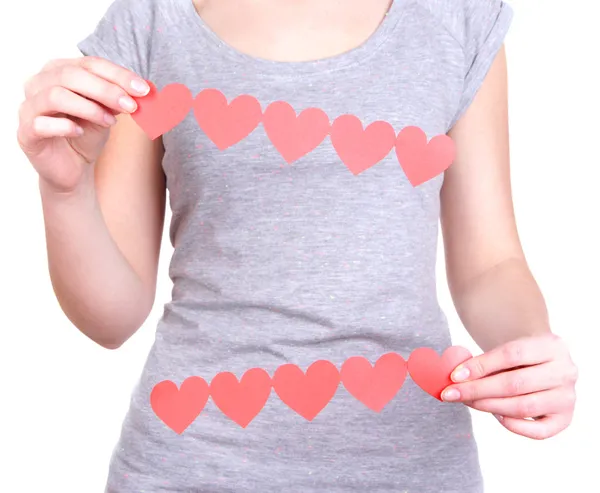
[{"xmin": 1, "ymin": 0, "xmax": 599, "ymax": 491}]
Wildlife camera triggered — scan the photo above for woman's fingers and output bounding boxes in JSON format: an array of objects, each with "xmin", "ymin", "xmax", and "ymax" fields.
[
  {"xmin": 24, "ymin": 56, "xmax": 149, "ymax": 104},
  {"xmin": 33, "ymin": 57, "xmax": 149, "ymax": 99},
  {"xmin": 451, "ymin": 334, "xmax": 565, "ymax": 383},
  {"xmin": 442, "ymin": 361, "xmax": 566, "ymax": 401},
  {"xmin": 18, "ymin": 87, "xmax": 111, "ymax": 152},
  {"xmin": 78, "ymin": 56, "xmax": 149, "ymax": 96},
  {"xmin": 26, "ymin": 65, "xmax": 141, "ymax": 115},
  {"xmin": 31, "ymin": 116, "xmax": 85, "ymax": 139},
  {"xmin": 465, "ymin": 387, "xmax": 576, "ymax": 419},
  {"xmin": 33, "ymin": 86, "xmax": 116, "ymax": 127},
  {"xmin": 17, "ymin": 56, "xmax": 149, "ymax": 156},
  {"xmin": 495, "ymin": 413, "xmax": 572, "ymax": 440},
  {"xmin": 53, "ymin": 64, "xmax": 140, "ymax": 114}
]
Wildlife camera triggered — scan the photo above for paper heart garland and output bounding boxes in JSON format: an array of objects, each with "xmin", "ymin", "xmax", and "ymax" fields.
[
  {"xmin": 132, "ymin": 82, "xmax": 455, "ymax": 185},
  {"xmin": 150, "ymin": 346, "xmax": 472, "ymax": 433}
]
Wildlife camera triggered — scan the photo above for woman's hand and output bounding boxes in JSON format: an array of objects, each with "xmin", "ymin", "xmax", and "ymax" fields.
[
  {"xmin": 441, "ymin": 334, "xmax": 578, "ymax": 440},
  {"xmin": 17, "ymin": 56, "xmax": 150, "ymax": 194}
]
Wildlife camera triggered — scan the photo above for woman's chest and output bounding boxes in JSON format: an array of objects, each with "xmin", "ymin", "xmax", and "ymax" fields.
[{"xmin": 151, "ymin": 8, "xmax": 466, "ymax": 217}]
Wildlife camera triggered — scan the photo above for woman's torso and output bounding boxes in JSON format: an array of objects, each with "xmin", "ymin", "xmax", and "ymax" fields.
[{"xmin": 79, "ymin": 0, "xmax": 495, "ymax": 490}]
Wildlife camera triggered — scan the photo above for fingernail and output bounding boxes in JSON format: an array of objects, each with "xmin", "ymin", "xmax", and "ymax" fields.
[
  {"xmin": 442, "ymin": 389, "xmax": 460, "ymax": 402},
  {"xmin": 118, "ymin": 95, "xmax": 137, "ymax": 113},
  {"xmin": 130, "ymin": 78, "xmax": 150, "ymax": 95},
  {"xmin": 494, "ymin": 414, "xmax": 504, "ymax": 421},
  {"xmin": 452, "ymin": 366, "xmax": 470, "ymax": 382},
  {"xmin": 104, "ymin": 113, "xmax": 117, "ymax": 126}
]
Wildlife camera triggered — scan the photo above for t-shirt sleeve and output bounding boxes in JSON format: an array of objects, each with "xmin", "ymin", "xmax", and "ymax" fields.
[
  {"xmin": 77, "ymin": 0, "xmax": 159, "ymax": 80},
  {"xmin": 448, "ymin": 0, "xmax": 514, "ymax": 127}
]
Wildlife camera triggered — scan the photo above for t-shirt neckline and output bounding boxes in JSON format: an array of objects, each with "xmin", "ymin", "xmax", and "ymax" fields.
[{"xmin": 178, "ymin": 0, "xmax": 405, "ymax": 77}]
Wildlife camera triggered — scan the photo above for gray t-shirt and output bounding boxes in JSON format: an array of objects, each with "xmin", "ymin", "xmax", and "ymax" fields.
[{"xmin": 78, "ymin": 0, "xmax": 513, "ymax": 491}]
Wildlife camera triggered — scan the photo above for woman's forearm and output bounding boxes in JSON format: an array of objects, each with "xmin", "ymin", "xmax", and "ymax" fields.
[
  {"xmin": 40, "ymin": 170, "xmax": 152, "ymax": 348},
  {"xmin": 450, "ymin": 257, "xmax": 552, "ymax": 352}
]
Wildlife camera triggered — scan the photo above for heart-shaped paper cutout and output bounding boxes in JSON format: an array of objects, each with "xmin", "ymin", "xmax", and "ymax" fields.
[
  {"xmin": 330, "ymin": 115, "xmax": 396, "ymax": 175},
  {"xmin": 150, "ymin": 376, "xmax": 209, "ymax": 434},
  {"xmin": 263, "ymin": 102, "xmax": 330, "ymax": 163},
  {"xmin": 341, "ymin": 352, "xmax": 408, "ymax": 412},
  {"xmin": 272, "ymin": 360, "xmax": 340, "ymax": 421},
  {"xmin": 210, "ymin": 368, "xmax": 272, "ymax": 428},
  {"xmin": 193, "ymin": 89, "xmax": 262, "ymax": 150},
  {"xmin": 132, "ymin": 81, "xmax": 193, "ymax": 140},
  {"xmin": 407, "ymin": 346, "xmax": 472, "ymax": 400},
  {"xmin": 395, "ymin": 126, "xmax": 455, "ymax": 186}
]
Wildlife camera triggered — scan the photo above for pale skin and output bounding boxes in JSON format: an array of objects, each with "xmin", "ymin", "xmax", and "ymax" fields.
[{"xmin": 17, "ymin": 0, "xmax": 577, "ymax": 441}]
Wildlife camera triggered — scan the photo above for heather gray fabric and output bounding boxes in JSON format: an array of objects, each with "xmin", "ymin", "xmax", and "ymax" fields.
[{"xmin": 78, "ymin": 0, "xmax": 513, "ymax": 491}]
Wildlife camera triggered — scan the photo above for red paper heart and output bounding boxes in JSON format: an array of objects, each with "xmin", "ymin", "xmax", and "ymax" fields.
[
  {"xmin": 272, "ymin": 360, "xmax": 340, "ymax": 421},
  {"xmin": 131, "ymin": 82, "xmax": 193, "ymax": 140},
  {"xmin": 193, "ymin": 89, "xmax": 262, "ymax": 150},
  {"xmin": 210, "ymin": 368, "xmax": 272, "ymax": 428},
  {"xmin": 263, "ymin": 102, "xmax": 330, "ymax": 163},
  {"xmin": 330, "ymin": 115, "xmax": 396, "ymax": 175},
  {"xmin": 341, "ymin": 352, "xmax": 408, "ymax": 412},
  {"xmin": 407, "ymin": 346, "xmax": 472, "ymax": 400},
  {"xmin": 395, "ymin": 126, "xmax": 456, "ymax": 186},
  {"xmin": 150, "ymin": 376, "xmax": 209, "ymax": 434}
]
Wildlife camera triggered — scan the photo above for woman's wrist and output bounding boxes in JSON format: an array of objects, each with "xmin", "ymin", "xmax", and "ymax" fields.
[{"xmin": 38, "ymin": 167, "xmax": 96, "ymax": 205}]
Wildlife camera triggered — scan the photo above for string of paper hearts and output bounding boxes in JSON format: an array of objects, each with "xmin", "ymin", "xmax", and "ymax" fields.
[
  {"xmin": 132, "ymin": 82, "xmax": 456, "ymax": 186},
  {"xmin": 150, "ymin": 346, "xmax": 472, "ymax": 434}
]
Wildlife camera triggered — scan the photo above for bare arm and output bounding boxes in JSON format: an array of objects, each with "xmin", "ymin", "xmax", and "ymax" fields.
[
  {"xmin": 439, "ymin": 52, "xmax": 578, "ymax": 439},
  {"xmin": 441, "ymin": 45, "xmax": 551, "ymax": 352},
  {"xmin": 40, "ymin": 115, "xmax": 166, "ymax": 349}
]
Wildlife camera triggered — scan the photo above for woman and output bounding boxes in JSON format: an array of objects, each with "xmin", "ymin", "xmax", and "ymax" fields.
[{"xmin": 17, "ymin": 0, "xmax": 577, "ymax": 491}]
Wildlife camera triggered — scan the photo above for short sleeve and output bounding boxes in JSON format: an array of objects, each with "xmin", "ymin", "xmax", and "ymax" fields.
[
  {"xmin": 77, "ymin": 0, "xmax": 160, "ymax": 80},
  {"xmin": 449, "ymin": 0, "xmax": 514, "ymax": 127}
]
